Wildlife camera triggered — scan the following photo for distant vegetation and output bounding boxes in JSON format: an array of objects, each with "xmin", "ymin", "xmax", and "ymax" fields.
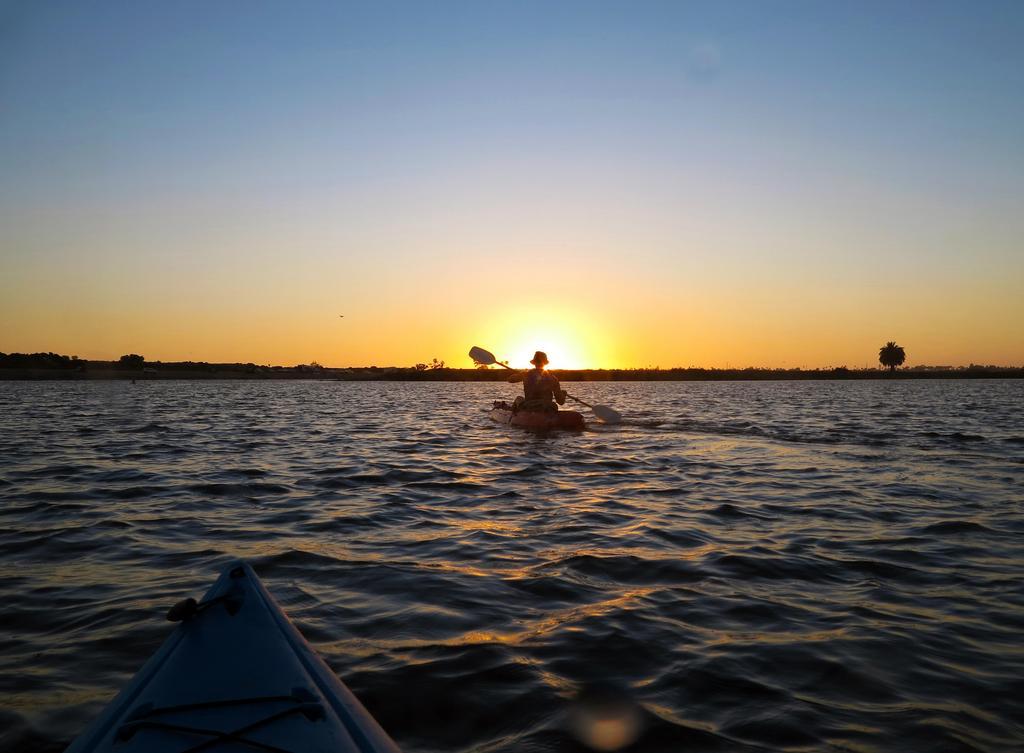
[
  {"xmin": 0, "ymin": 352, "xmax": 83, "ymax": 370},
  {"xmin": 1, "ymin": 352, "xmax": 1022, "ymax": 381},
  {"xmin": 879, "ymin": 341, "xmax": 907, "ymax": 371},
  {"xmin": 414, "ymin": 358, "xmax": 446, "ymax": 371},
  {"xmin": 117, "ymin": 353, "xmax": 146, "ymax": 370}
]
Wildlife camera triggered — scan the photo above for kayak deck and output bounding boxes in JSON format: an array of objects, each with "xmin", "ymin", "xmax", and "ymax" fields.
[
  {"xmin": 67, "ymin": 562, "xmax": 400, "ymax": 753},
  {"xmin": 489, "ymin": 402, "xmax": 585, "ymax": 430}
]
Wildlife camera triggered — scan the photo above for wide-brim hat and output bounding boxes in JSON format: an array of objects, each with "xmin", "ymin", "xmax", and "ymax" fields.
[{"xmin": 530, "ymin": 351, "xmax": 549, "ymax": 366}]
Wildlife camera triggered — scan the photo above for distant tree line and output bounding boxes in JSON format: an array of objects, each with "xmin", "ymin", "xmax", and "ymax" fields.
[
  {"xmin": 3, "ymin": 349, "xmax": 1023, "ymax": 381},
  {"xmin": 0, "ymin": 352, "xmax": 83, "ymax": 370}
]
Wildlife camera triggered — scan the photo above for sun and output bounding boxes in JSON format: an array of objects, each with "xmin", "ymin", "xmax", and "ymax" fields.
[
  {"xmin": 478, "ymin": 307, "xmax": 613, "ymax": 370},
  {"xmin": 508, "ymin": 333, "xmax": 587, "ymax": 370}
]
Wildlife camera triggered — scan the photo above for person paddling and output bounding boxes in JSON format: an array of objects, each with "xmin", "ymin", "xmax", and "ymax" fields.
[{"xmin": 513, "ymin": 351, "xmax": 567, "ymax": 412}]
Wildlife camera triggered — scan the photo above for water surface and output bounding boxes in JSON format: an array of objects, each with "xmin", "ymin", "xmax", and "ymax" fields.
[{"xmin": 1, "ymin": 380, "xmax": 1022, "ymax": 752}]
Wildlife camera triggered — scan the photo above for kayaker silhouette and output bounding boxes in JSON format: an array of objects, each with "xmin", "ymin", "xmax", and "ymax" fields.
[{"xmin": 512, "ymin": 351, "xmax": 568, "ymax": 412}]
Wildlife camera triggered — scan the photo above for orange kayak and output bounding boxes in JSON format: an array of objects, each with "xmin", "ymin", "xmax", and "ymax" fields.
[{"xmin": 489, "ymin": 403, "xmax": 585, "ymax": 430}]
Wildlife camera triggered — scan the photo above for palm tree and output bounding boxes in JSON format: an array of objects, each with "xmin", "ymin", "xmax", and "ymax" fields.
[{"xmin": 878, "ymin": 341, "xmax": 906, "ymax": 371}]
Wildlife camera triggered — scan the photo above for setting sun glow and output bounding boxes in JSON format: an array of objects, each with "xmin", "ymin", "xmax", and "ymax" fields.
[{"xmin": 476, "ymin": 307, "xmax": 619, "ymax": 371}]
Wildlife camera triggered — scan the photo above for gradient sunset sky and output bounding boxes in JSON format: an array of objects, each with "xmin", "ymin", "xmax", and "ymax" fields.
[{"xmin": 2, "ymin": 1, "xmax": 1022, "ymax": 369}]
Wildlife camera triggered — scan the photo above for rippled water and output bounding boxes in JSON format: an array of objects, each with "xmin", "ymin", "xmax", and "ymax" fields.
[{"xmin": 1, "ymin": 380, "xmax": 1023, "ymax": 752}]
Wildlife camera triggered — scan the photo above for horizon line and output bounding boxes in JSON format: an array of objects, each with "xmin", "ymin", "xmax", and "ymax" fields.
[{"xmin": 2, "ymin": 351, "xmax": 1023, "ymax": 372}]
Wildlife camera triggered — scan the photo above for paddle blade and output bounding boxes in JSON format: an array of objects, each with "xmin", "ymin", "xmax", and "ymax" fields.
[
  {"xmin": 469, "ymin": 346, "xmax": 497, "ymax": 366},
  {"xmin": 591, "ymin": 404, "xmax": 623, "ymax": 424}
]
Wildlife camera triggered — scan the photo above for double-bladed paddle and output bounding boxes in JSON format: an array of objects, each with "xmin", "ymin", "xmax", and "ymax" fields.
[{"xmin": 468, "ymin": 346, "xmax": 623, "ymax": 424}]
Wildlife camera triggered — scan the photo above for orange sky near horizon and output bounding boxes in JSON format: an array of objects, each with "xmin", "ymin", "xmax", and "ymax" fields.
[
  {"xmin": 2, "ymin": 248, "xmax": 1021, "ymax": 368},
  {"xmin": 2, "ymin": 177, "xmax": 1022, "ymax": 368}
]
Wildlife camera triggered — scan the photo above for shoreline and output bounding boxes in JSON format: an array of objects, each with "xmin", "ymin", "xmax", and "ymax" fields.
[{"xmin": 3, "ymin": 366, "xmax": 1023, "ymax": 382}]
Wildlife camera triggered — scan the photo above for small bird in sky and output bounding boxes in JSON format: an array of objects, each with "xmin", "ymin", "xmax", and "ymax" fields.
[{"xmin": 338, "ymin": 315, "xmax": 344, "ymax": 318}]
